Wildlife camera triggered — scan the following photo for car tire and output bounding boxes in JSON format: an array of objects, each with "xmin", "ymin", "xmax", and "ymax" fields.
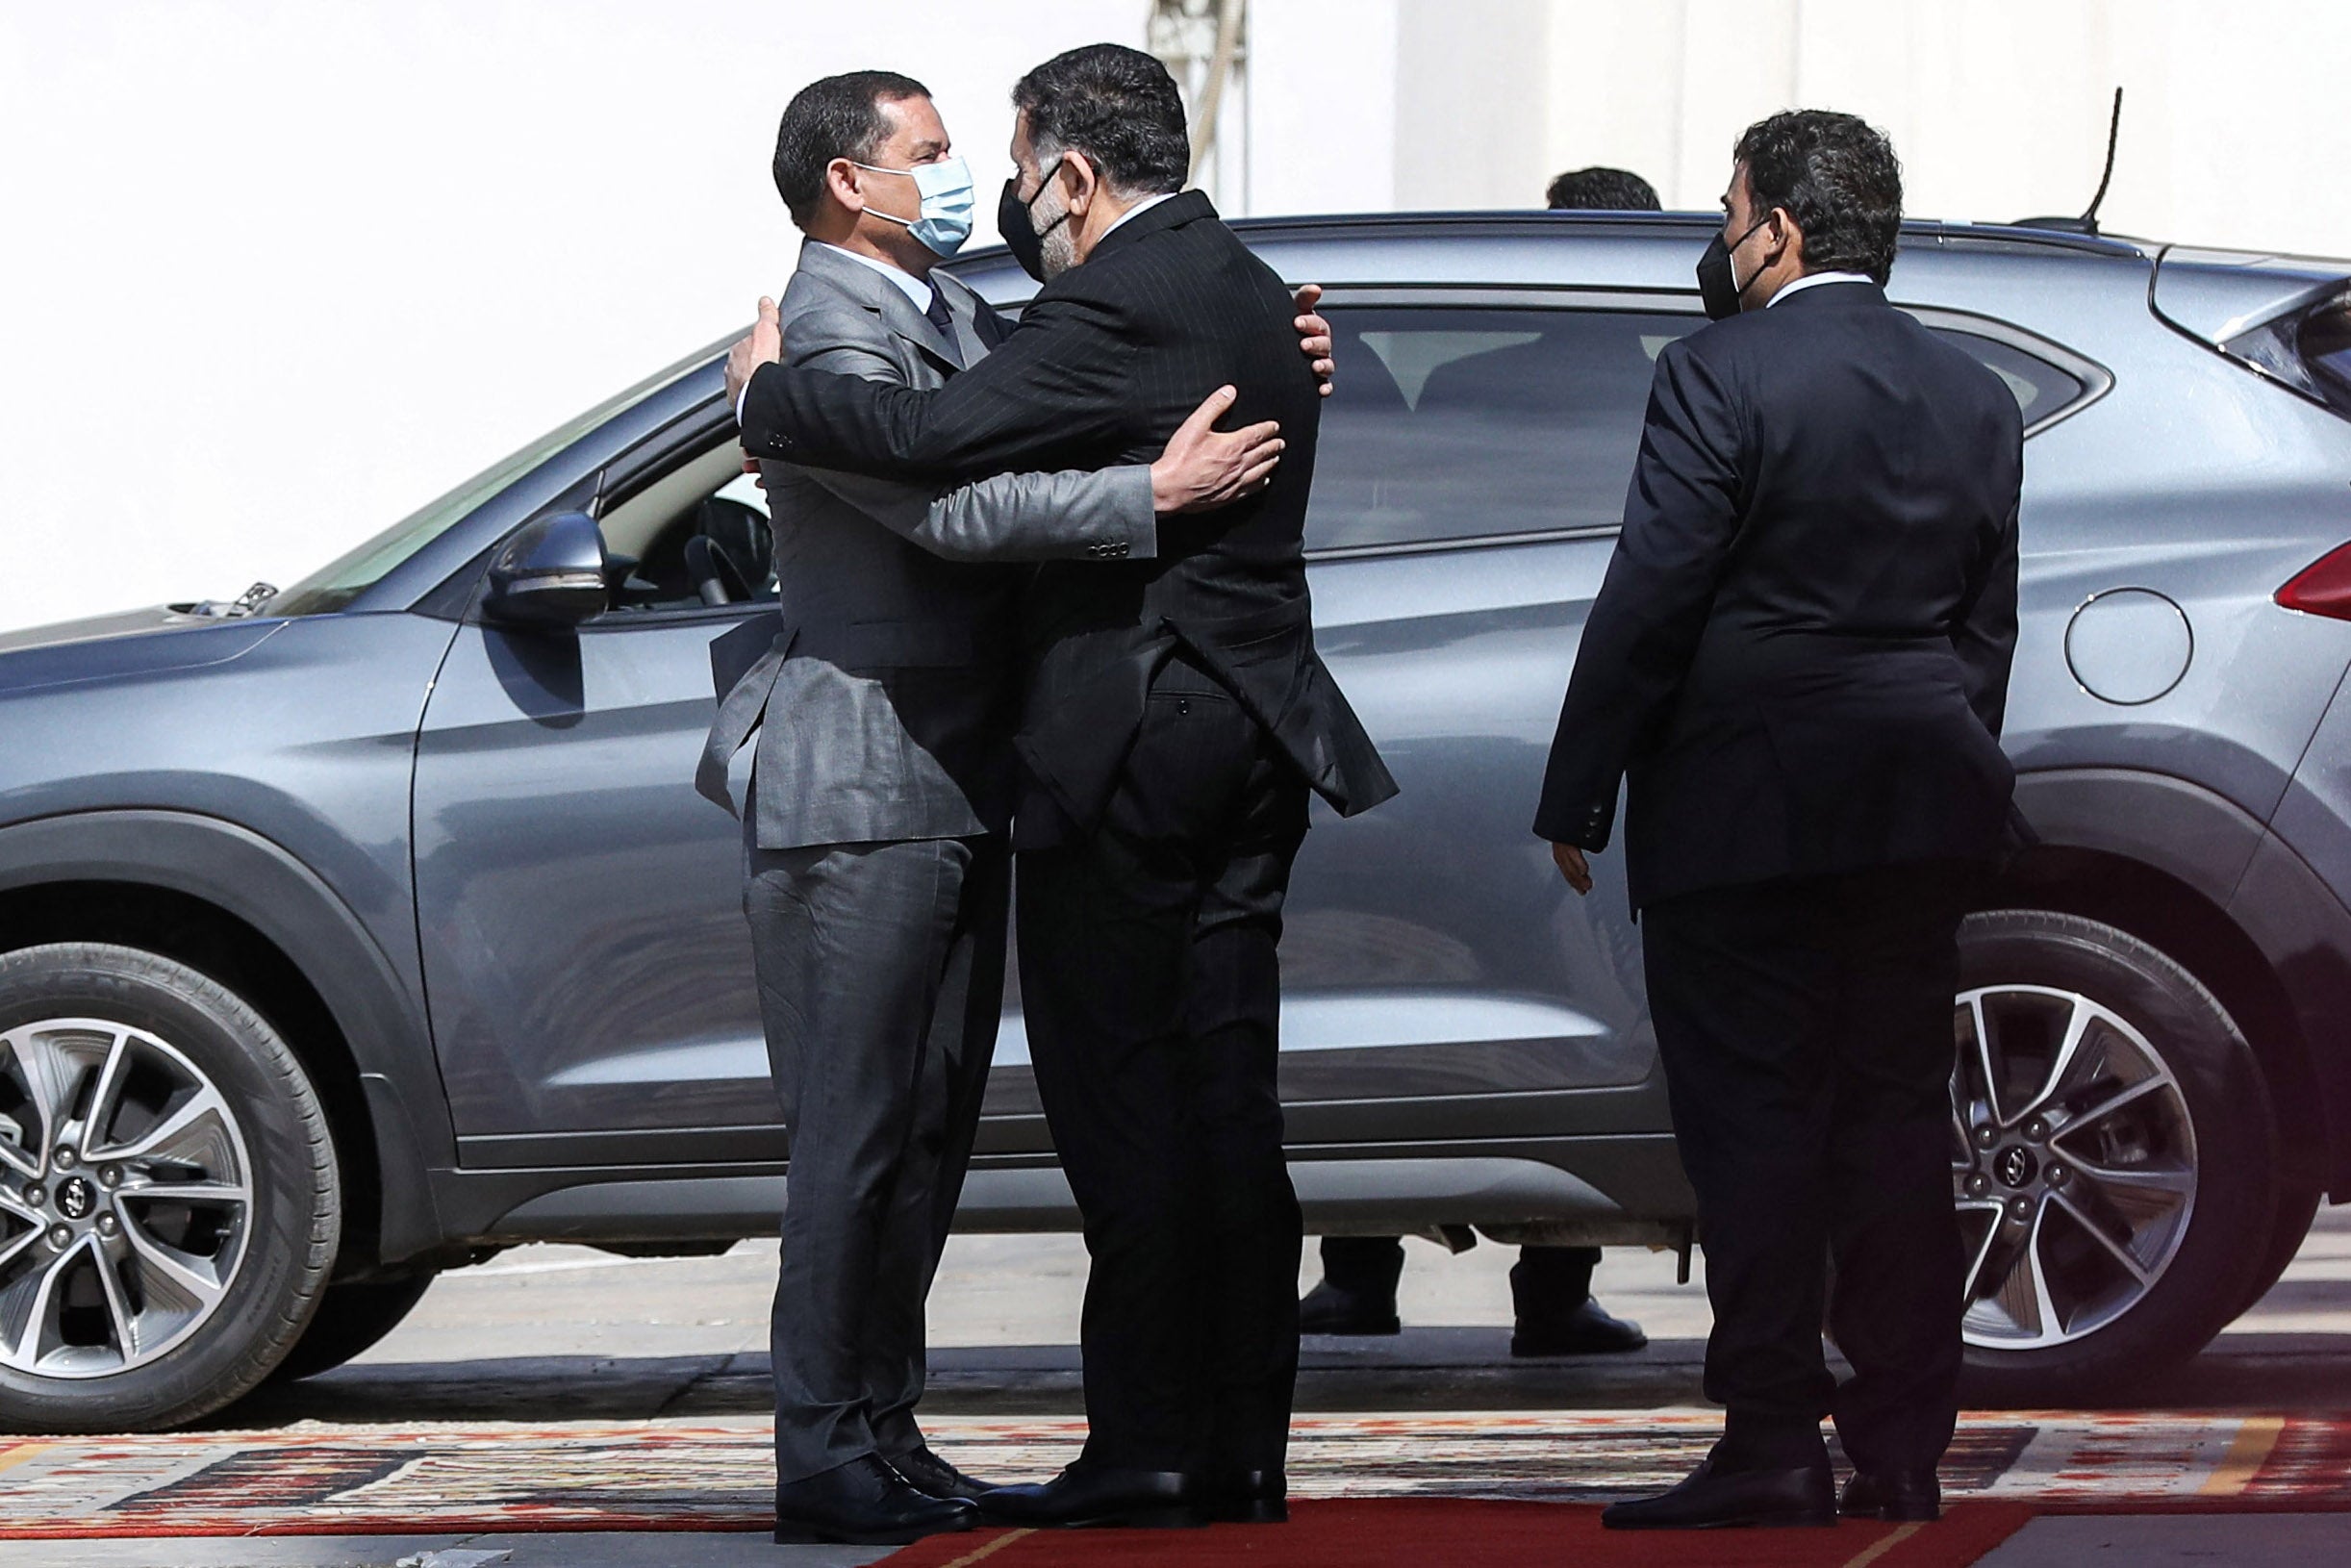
[
  {"xmin": 0, "ymin": 943, "xmax": 340, "ymax": 1433},
  {"xmin": 265, "ymin": 1271, "xmax": 437, "ymax": 1383},
  {"xmin": 2235, "ymin": 1181, "xmax": 2322, "ymax": 1318},
  {"xmin": 1952, "ymin": 910, "xmax": 2277, "ymax": 1406}
]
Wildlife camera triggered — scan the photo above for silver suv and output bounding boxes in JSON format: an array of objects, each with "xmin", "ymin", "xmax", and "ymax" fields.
[{"xmin": 3, "ymin": 212, "xmax": 2349, "ymax": 1433}]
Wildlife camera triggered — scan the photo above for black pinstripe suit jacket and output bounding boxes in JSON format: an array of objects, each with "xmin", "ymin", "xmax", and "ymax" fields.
[{"xmin": 739, "ymin": 190, "xmax": 1397, "ymax": 838}]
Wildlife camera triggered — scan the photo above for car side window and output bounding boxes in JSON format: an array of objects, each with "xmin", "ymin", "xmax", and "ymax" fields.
[
  {"xmin": 1928, "ymin": 329, "xmax": 2087, "ymax": 425},
  {"xmin": 594, "ymin": 436, "xmax": 776, "ymax": 613},
  {"xmin": 1307, "ymin": 306, "xmax": 1701, "ymax": 552}
]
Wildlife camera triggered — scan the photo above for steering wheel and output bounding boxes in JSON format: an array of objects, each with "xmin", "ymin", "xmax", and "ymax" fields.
[
  {"xmin": 685, "ymin": 497, "xmax": 771, "ymax": 606},
  {"xmin": 684, "ymin": 534, "xmax": 753, "ymax": 605}
]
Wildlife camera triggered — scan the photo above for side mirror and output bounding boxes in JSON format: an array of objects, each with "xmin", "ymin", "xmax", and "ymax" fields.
[{"xmin": 482, "ymin": 510, "xmax": 608, "ymax": 627}]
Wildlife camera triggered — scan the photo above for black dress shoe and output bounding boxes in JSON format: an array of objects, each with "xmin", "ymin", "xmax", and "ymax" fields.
[
  {"xmin": 1299, "ymin": 1278, "xmax": 1401, "ymax": 1335},
  {"xmin": 1198, "ymin": 1466, "xmax": 1287, "ymax": 1524},
  {"xmin": 890, "ymin": 1445, "xmax": 995, "ymax": 1503},
  {"xmin": 1841, "ymin": 1468, "xmax": 1941, "ymax": 1522},
  {"xmin": 771, "ymin": 1454, "xmax": 978, "ymax": 1546},
  {"xmin": 1510, "ymin": 1298, "xmax": 1649, "ymax": 1356},
  {"xmin": 1602, "ymin": 1458, "xmax": 1838, "ymax": 1530},
  {"xmin": 978, "ymin": 1463, "xmax": 1204, "ymax": 1529}
]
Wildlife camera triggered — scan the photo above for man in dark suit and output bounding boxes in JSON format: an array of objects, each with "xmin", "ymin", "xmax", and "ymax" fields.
[
  {"xmin": 703, "ymin": 70, "xmax": 1332, "ymax": 1549},
  {"xmin": 1536, "ymin": 111, "xmax": 2023, "ymax": 1530},
  {"xmin": 732, "ymin": 42, "xmax": 1396, "ymax": 1530}
]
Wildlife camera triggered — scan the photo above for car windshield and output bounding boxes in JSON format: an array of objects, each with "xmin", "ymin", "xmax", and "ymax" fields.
[{"xmin": 270, "ymin": 340, "xmax": 723, "ymax": 617}]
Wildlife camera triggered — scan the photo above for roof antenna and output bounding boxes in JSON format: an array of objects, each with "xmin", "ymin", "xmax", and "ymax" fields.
[{"xmin": 2016, "ymin": 88, "xmax": 2124, "ymax": 235}]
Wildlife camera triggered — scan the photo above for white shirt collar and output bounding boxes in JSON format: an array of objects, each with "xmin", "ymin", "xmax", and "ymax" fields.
[
  {"xmin": 1100, "ymin": 190, "xmax": 1178, "ymax": 240},
  {"xmin": 812, "ymin": 240, "xmax": 936, "ymax": 313},
  {"xmin": 1767, "ymin": 270, "xmax": 1874, "ymax": 307}
]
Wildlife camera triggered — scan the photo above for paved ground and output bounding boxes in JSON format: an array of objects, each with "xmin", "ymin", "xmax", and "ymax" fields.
[
  {"xmin": 24, "ymin": 1210, "xmax": 2351, "ymax": 1564},
  {"xmin": 223, "ymin": 1206, "xmax": 2351, "ymax": 1428}
]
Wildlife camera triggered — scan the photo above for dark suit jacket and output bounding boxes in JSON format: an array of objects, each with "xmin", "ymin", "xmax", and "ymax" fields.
[
  {"xmin": 698, "ymin": 240, "xmax": 1157, "ymax": 849},
  {"xmin": 739, "ymin": 190, "xmax": 1397, "ymax": 841},
  {"xmin": 1533, "ymin": 280, "xmax": 2024, "ymax": 908}
]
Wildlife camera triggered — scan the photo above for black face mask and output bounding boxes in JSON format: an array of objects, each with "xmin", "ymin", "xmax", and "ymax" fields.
[
  {"xmin": 1695, "ymin": 215, "xmax": 1772, "ymax": 320},
  {"xmin": 997, "ymin": 174, "xmax": 1071, "ymax": 284}
]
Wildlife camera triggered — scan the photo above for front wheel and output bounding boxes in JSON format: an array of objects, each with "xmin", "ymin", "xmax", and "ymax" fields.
[
  {"xmin": 0, "ymin": 944, "xmax": 340, "ymax": 1433},
  {"xmin": 1952, "ymin": 911, "xmax": 2278, "ymax": 1404},
  {"xmin": 266, "ymin": 1271, "xmax": 438, "ymax": 1383}
]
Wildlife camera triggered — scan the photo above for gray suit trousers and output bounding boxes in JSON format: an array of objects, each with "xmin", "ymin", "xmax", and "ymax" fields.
[{"xmin": 745, "ymin": 832, "xmax": 1007, "ymax": 1484}]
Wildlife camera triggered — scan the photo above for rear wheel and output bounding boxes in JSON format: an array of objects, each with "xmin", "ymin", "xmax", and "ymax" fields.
[
  {"xmin": 0, "ymin": 944, "xmax": 339, "ymax": 1432},
  {"xmin": 267, "ymin": 1271, "xmax": 437, "ymax": 1382},
  {"xmin": 1952, "ymin": 911, "xmax": 2277, "ymax": 1404}
]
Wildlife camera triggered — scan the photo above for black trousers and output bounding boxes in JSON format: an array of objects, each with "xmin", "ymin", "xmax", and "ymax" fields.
[
  {"xmin": 745, "ymin": 834, "xmax": 1007, "ymax": 1484},
  {"xmin": 1018, "ymin": 661, "xmax": 1310, "ymax": 1473},
  {"xmin": 1641, "ymin": 861, "xmax": 1975, "ymax": 1474}
]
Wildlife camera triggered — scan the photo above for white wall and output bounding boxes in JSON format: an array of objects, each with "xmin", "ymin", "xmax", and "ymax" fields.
[
  {"xmin": 1381, "ymin": 0, "xmax": 2351, "ymax": 255},
  {"xmin": 0, "ymin": 0, "xmax": 1138, "ymax": 631},
  {"xmin": 4, "ymin": 0, "xmax": 2347, "ymax": 632}
]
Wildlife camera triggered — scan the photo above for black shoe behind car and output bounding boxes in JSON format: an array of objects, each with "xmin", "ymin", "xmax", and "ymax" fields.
[
  {"xmin": 1840, "ymin": 1468, "xmax": 1942, "ymax": 1522},
  {"xmin": 771, "ymin": 1453, "xmax": 977, "ymax": 1546},
  {"xmin": 977, "ymin": 1463, "xmax": 1204, "ymax": 1529},
  {"xmin": 1298, "ymin": 1278, "xmax": 1402, "ymax": 1335},
  {"xmin": 1510, "ymin": 1297, "xmax": 1649, "ymax": 1356},
  {"xmin": 1601, "ymin": 1457, "xmax": 1838, "ymax": 1530}
]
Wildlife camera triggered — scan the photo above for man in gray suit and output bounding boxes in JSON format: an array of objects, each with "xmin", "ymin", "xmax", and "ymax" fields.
[{"xmin": 699, "ymin": 70, "xmax": 1325, "ymax": 1549}]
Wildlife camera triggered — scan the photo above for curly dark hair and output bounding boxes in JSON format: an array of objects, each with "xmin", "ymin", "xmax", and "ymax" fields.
[
  {"xmin": 1011, "ymin": 43, "xmax": 1188, "ymax": 197},
  {"xmin": 772, "ymin": 70, "xmax": 929, "ymax": 230},
  {"xmin": 1732, "ymin": 110, "xmax": 1903, "ymax": 284},
  {"xmin": 1544, "ymin": 166, "xmax": 1660, "ymax": 212}
]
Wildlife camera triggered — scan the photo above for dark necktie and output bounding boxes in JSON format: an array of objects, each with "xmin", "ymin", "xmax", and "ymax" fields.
[{"xmin": 923, "ymin": 281, "xmax": 955, "ymax": 339}]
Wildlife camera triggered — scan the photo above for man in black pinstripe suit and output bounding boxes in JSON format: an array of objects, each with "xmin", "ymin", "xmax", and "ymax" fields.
[{"xmin": 737, "ymin": 41, "xmax": 1396, "ymax": 1530}]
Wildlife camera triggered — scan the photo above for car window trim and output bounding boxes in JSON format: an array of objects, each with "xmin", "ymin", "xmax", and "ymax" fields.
[
  {"xmin": 577, "ymin": 601, "xmax": 772, "ymax": 633},
  {"xmin": 1308, "ymin": 523, "xmax": 1624, "ymax": 565},
  {"xmin": 1310, "ymin": 284, "xmax": 1699, "ymax": 313},
  {"xmin": 1899, "ymin": 304, "xmax": 2115, "ymax": 438}
]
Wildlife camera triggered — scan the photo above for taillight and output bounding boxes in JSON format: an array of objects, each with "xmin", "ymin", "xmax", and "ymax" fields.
[{"xmin": 2278, "ymin": 542, "xmax": 2351, "ymax": 620}]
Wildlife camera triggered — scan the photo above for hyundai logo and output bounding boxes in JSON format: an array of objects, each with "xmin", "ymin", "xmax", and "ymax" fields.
[
  {"xmin": 57, "ymin": 1177, "xmax": 94, "ymax": 1221},
  {"xmin": 1997, "ymin": 1147, "xmax": 2039, "ymax": 1190}
]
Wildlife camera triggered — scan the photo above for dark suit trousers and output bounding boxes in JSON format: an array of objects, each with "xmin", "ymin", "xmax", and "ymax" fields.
[
  {"xmin": 1018, "ymin": 661, "xmax": 1310, "ymax": 1473},
  {"xmin": 745, "ymin": 833, "xmax": 1007, "ymax": 1485},
  {"xmin": 1640, "ymin": 861, "xmax": 1975, "ymax": 1474}
]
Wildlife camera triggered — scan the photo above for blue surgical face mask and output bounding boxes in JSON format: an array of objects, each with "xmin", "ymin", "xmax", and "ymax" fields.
[{"xmin": 852, "ymin": 155, "xmax": 975, "ymax": 257}]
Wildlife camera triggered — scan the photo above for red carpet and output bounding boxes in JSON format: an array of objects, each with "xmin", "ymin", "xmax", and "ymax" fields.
[{"xmin": 877, "ymin": 1499, "xmax": 2039, "ymax": 1567}]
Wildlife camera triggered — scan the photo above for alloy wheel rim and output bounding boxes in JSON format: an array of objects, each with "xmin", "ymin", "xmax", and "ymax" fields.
[
  {"xmin": 0, "ymin": 1018, "xmax": 253, "ymax": 1378},
  {"xmin": 1951, "ymin": 984, "xmax": 2197, "ymax": 1352}
]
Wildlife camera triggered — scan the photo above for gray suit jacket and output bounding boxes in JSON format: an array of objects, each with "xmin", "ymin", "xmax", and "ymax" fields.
[{"xmin": 697, "ymin": 240, "xmax": 1158, "ymax": 850}]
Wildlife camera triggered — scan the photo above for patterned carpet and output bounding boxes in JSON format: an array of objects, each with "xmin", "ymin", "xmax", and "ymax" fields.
[{"xmin": 1, "ymin": 1409, "xmax": 2345, "ymax": 1539}]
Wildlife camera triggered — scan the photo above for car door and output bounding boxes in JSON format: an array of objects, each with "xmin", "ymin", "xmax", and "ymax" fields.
[
  {"xmin": 976, "ymin": 293, "xmax": 1706, "ymax": 1151},
  {"xmin": 411, "ymin": 423, "xmax": 789, "ymax": 1166}
]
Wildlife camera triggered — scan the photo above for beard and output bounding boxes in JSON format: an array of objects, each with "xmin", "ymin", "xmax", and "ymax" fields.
[{"xmin": 1033, "ymin": 187, "xmax": 1078, "ymax": 281}]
